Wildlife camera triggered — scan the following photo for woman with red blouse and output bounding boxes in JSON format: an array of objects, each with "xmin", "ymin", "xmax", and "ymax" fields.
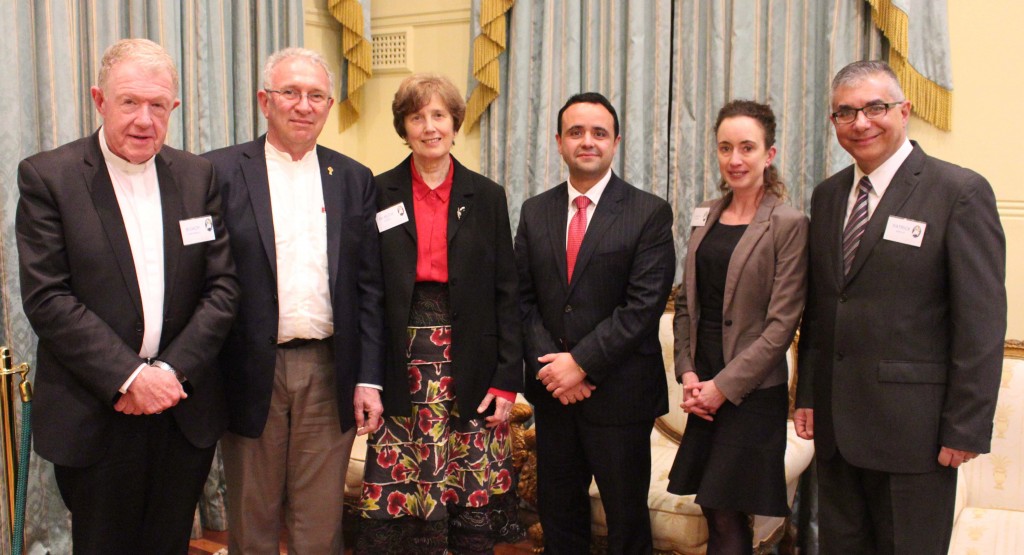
[{"xmin": 355, "ymin": 74, "xmax": 524, "ymax": 554}]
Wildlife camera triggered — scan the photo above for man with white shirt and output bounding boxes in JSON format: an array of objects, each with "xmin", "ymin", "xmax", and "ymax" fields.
[
  {"xmin": 795, "ymin": 60, "xmax": 1006, "ymax": 554},
  {"xmin": 203, "ymin": 47, "xmax": 385, "ymax": 554},
  {"xmin": 16, "ymin": 38, "xmax": 239, "ymax": 553},
  {"xmin": 514, "ymin": 92, "xmax": 675, "ymax": 554}
]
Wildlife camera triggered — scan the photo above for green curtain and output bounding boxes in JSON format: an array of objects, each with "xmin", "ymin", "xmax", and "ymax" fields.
[
  {"xmin": 0, "ymin": 1, "xmax": 303, "ymax": 552},
  {"xmin": 474, "ymin": 0, "xmax": 883, "ymax": 279}
]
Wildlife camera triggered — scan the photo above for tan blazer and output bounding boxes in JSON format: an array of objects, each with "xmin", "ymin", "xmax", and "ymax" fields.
[{"xmin": 674, "ymin": 192, "xmax": 808, "ymax": 405}]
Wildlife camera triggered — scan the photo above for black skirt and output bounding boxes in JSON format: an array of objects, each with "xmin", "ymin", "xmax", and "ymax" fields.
[{"xmin": 666, "ymin": 382, "xmax": 790, "ymax": 517}]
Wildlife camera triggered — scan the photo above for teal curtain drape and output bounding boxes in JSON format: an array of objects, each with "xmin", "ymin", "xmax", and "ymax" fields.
[
  {"xmin": 0, "ymin": 2, "xmax": 303, "ymax": 552},
  {"xmin": 475, "ymin": 0, "xmax": 883, "ymax": 277}
]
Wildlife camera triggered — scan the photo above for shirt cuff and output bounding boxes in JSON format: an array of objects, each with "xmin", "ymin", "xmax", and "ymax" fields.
[
  {"xmin": 119, "ymin": 363, "xmax": 148, "ymax": 394},
  {"xmin": 487, "ymin": 387, "xmax": 516, "ymax": 403},
  {"xmin": 356, "ymin": 383, "xmax": 383, "ymax": 391}
]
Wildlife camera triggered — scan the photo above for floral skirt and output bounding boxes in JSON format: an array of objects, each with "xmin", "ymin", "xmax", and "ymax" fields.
[{"xmin": 356, "ymin": 283, "xmax": 522, "ymax": 554}]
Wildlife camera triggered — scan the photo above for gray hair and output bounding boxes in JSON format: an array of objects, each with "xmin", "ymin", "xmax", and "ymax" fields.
[
  {"xmin": 98, "ymin": 38, "xmax": 179, "ymax": 92},
  {"xmin": 262, "ymin": 47, "xmax": 335, "ymax": 95},
  {"xmin": 830, "ymin": 60, "xmax": 904, "ymax": 106}
]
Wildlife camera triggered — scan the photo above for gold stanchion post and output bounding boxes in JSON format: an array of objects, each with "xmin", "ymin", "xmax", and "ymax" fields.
[{"xmin": 0, "ymin": 347, "xmax": 30, "ymax": 547}]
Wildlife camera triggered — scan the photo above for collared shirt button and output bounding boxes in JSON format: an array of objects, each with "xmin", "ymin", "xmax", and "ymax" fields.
[{"xmin": 564, "ymin": 305, "xmax": 573, "ymax": 313}]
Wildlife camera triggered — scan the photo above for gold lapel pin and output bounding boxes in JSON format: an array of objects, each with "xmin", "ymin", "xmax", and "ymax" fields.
[{"xmin": 327, "ymin": 166, "xmax": 334, "ymax": 175}]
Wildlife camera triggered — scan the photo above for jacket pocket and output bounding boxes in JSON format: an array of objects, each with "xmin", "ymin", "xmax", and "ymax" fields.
[{"xmin": 877, "ymin": 361, "xmax": 947, "ymax": 384}]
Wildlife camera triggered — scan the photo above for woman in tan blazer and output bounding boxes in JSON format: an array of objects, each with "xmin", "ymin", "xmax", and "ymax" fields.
[{"xmin": 667, "ymin": 100, "xmax": 808, "ymax": 555}]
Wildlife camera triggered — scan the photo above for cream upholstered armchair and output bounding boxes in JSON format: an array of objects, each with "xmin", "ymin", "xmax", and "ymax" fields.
[{"xmin": 948, "ymin": 340, "xmax": 1024, "ymax": 555}]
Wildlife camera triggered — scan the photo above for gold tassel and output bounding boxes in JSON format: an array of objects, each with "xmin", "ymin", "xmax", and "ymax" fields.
[
  {"xmin": 867, "ymin": 0, "xmax": 952, "ymax": 130},
  {"xmin": 328, "ymin": 0, "xmax": 373, "ymax": 132},
  {"xmin": 463, "ymin": 0, "xmax": 515, "ymax": 132}
]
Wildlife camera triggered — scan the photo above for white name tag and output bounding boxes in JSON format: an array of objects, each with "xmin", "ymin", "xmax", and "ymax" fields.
[
  {"xmin": 690, "ymin": 207, "xmax": 710, "ymax": 227},
  {"xmin": 376, "ymin": 202, "xmax": 409, "ymax": 233},
  {"xmin": 883, "ymin": 215, "xmax": 926, "ymax": 247},
  {"xmin": 179, "ymin": 216, "xmax": 215, "ymax": 246}
]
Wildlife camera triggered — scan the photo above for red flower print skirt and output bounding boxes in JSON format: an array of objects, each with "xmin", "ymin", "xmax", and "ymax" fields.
[{"xmin": 356, "ymin": 284, "xmax": 522, "ymax": 553}]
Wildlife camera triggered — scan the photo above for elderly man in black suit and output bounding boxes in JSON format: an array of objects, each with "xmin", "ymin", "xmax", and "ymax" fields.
[
  {"xmin": 795, "ymin": 60, "xmax": 1007, "ymax": 554},
  {"xmin": 203, "ymin": 47, "xmax": 385, "ymax": 554},
  {"xmin": 16, "ymin": 38, "xmax": 239, "ymax": 554},
  {"xmin": 515, "ymin": 92, "xmax": 676, "ymax": 554}
]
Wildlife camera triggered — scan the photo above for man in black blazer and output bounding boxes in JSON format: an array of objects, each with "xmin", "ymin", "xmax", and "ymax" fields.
[
  {"xmin": 515, "ymin": 92, "xmax": 675, "ymax": 554},
  {"xmin": 203, "ymin": 47, "xmax": 384, "ymax": 554},
  {"xmin": 795, "ymin": 61, "xmax": 1006, "ymax": 554},
  {"xmin": 16, "ymin": 39, "xmax": 239, "ymax": 554}
]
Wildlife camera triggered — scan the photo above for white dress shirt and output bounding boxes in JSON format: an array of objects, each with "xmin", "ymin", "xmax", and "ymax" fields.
[
  {"xmin": 846, "ymin": 139, "xmax": 913, "ymax": 221},
  {"xmin": 265, "ymin": 141, "xmax": 333, "ymax": 343},
  {"xmin": 565, "ymin": 168, "xmax": 613, "ymax": 244},
  {"xmin": 99, "ymin": 129, "xmax": 165, "ymax": 393}
]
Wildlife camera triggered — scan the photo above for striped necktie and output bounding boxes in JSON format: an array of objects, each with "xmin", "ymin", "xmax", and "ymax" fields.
[{"xmin": 842, "ymin": 176, "xmax": 873, "ymax": 275}]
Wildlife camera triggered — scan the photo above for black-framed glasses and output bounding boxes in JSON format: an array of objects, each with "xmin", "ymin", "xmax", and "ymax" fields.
[
  {"xmin": 831, "ymin": 101, "xmax": 905, "ymax": 124},
  {"xmin": 264, "ymin": 89, "xmax": 331, "ymax": 105}
]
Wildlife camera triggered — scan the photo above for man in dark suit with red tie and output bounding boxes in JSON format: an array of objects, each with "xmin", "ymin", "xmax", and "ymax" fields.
[
  {"xmin": 16, "ymin": 39, "xmax": 239, "ymax": 553},
  {"xmin": 515, "ymin": 92, "xmax": 676, "ymax": 554},
  {"xmin": 795, "ymin": 60, "xmax": 1006, "ymax": 554}
]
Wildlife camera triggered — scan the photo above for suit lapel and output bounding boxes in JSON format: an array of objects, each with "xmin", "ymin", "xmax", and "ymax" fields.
[
  {"xmin": 544, "ymin": 183, "xmax": 570, "ymax": 289},
  {"xmin": 844, "ymin": 147, "xmax": 923, "ymax": 284},
  {"xmin": 567, "ymin": 175, "xmax": 624, "ymax": 295},
  {"xmin": 85, "ymin": 135, "xmax": 143, "ymax": 318},
  {"xmin": 723, "ymin": 194, "xmax": 775, "ymax": 306},
  {"xmin": 240, "ymin": 137, "xmax": 277, "ymax": 280},
  {"xmin": 385, "ymin": 158, "xmax": 418, "ymax": 244},
  {"xmin": 828, "ymin": 167, "xmax": 856, "ymax": 288},
  {"xmin": 447, "ymin": 159, "xmax": 474, "ymax": 246},
  {"xmin": 683, "ymin": 196, "xmax": 729, "ymax": 325},
  {"xmin": 318, "ymin": 146, "xmax": 341, "ymax": 294},
  {"xmin": 156, "ymin": 152, "xmax": 184, "ymax": 313}
]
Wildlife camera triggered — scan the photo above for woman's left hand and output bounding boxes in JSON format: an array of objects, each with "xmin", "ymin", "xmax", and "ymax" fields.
[
  {"xmin": 478, "ymin": 393, "xmax": 513, "ymax": 428},
  {"xmin": 683, "ymin": 379, "xmax": 727, "ymax": 417}
]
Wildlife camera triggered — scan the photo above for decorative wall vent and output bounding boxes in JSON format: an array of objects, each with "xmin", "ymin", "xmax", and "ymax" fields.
[{"xmin": 372, "ymin": 31, "xmax": 409, "ymax": 72}]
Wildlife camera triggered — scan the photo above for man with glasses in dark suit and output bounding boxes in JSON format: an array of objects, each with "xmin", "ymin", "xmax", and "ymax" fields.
[{"xmin": 796, "ymin": 60, "xmax": 1006, "ymax": 554}]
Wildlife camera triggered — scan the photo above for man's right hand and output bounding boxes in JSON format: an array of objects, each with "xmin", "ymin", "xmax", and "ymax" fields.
[
  {"xmin": 353, "ymin": 386, "xmax": 383, "ymax": 436},
  {"xmin": 115, "ymin": 366, "xmax": 186, "ymax": 415},
  {"xmin": 794, "ymin": 408, "xmax": 814, "ymax": 440}
]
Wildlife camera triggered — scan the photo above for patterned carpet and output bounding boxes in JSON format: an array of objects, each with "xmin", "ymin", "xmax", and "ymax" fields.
[{"xmin": 187, "ymin": 529, "xmax": 535, "ymax": 555}]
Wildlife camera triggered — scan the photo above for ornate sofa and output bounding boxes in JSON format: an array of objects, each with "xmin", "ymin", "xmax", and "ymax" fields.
[{"xmin": 948, "ymin": 340, "xmax": 1024, "ymax": 554}]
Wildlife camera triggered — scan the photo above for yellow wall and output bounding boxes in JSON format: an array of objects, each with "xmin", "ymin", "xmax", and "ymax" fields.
[
  {"xmin": 307, "ymin": 0, "xmax": 1023, "ymax": 337},
  {"xmin": 304, "ymin": 0, "xmax": 480, "ymax": 174}
]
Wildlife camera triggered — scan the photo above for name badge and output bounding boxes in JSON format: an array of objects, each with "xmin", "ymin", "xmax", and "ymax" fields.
[
  {"xmin": 376, "ymin": 202, "xmax": 409, "ymax": 233},
  {"xmin": 883, "ymin": 216, "xmax": 926, "ymax": 247},
  {"xmin": 690, "ymin": 207, "xmax": 710, "ymax": 227},
  {"xmin": 179, "ymin": 216, "xmax": 215, "ymax": 246}
]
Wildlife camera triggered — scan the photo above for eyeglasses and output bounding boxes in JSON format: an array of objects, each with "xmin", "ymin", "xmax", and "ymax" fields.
[
  {"xmin": 264, "ymin": 89, "xmax": 331, "ymax": 105},
  {"xmin": 831, "ymin": 101, "xmax": 905, "ymax": 124}
]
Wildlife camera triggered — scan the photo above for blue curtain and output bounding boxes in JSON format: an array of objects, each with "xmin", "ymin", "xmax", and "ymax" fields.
[
  {"xmin": 475, "ymin": 0, "xmax": 883, "ymax": 276},
  {"xmin": 0, "ymin": 1, "xmax": 303, "ymax": 552}
]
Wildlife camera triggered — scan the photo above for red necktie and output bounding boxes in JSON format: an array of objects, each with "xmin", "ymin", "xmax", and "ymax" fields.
[{"xmin": 566, "ymin": 196, "xmax": 591, "ymax": 283}]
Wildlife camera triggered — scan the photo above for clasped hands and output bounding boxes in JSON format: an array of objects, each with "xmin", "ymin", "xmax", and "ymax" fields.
[
  {"xmin": 538, "ymin": 352, "xmax": 595, "ymax": 405},
  {"xmin": 114, "ymin": 365, "xmax": 187, "ymax": 415},
  {"xmin": 680, "ymin": 371, "xmax": 726, "ymax": 421}
]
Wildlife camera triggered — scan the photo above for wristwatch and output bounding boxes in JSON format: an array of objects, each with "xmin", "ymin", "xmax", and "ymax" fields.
[{"xmin": 149, "ymin": 359, "xmax": 187, "ymax": 384}]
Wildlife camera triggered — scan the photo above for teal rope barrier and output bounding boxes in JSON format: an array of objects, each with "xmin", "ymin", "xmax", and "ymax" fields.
[{"xmin": 12, "ymin": 400, "xmax": 30, "ymax": 555}]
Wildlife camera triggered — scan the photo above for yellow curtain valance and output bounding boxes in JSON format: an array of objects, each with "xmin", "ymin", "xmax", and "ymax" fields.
[
  {"xmin": 329, "ymin": 0, "xmax": 373, "ymax": 132},
  {"xmin": 868, "ymin": 0, "xmax": 952, "ymax": 131}
]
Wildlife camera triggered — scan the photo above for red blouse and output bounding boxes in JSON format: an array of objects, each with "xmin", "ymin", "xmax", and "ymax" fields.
[{"xmin": 411, "ymin": 158, "xmax": 453, "ymax": 283}]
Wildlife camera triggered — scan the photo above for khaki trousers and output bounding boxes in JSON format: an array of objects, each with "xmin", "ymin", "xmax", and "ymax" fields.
[{"xmin": 223, "ymin": 341, "xmax": 356, "ymax": 554}]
